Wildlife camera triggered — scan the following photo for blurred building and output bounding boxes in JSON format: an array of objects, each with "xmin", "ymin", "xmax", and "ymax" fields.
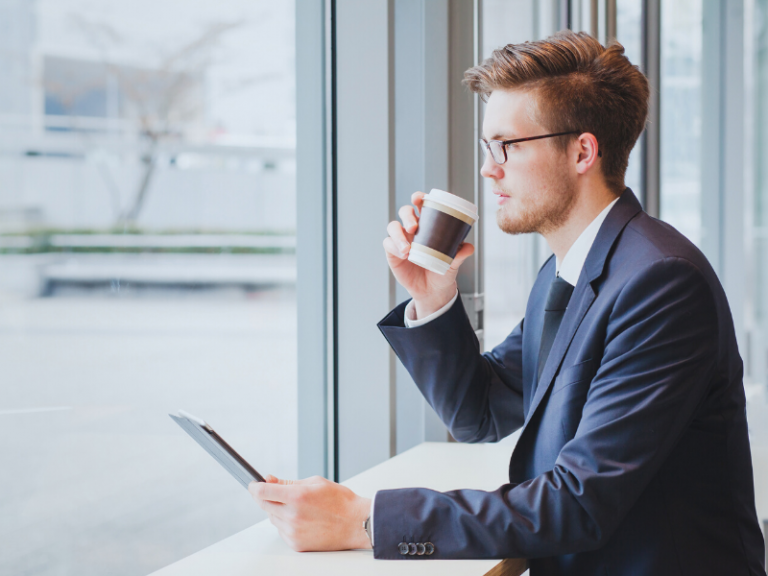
[
  {"xmin": 0, "ymin": 0, "xmax": 36, "ymax": 118},
  {"xmin": 0, "ymin": 0, "xmax": 295, "ymax": 234}
]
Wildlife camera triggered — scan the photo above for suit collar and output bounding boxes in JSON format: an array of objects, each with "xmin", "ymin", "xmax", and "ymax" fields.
[
  {"xmin": 583, "ymin": 188, "xmax": 643, "ymax": 283},
  {"xmin": 557, "ymin": 196, "xmax": 620, "ymax": 285}
]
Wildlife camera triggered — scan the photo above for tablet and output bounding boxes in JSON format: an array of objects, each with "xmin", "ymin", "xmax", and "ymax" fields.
[{"xmin": 170, "ymin": 410, "xmax": 266, "ymax": 489}]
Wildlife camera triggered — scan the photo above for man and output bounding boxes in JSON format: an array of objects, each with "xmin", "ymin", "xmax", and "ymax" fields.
[{"xmin": 250, "ymin": 31, "xmax": 766, "ymax": 574}]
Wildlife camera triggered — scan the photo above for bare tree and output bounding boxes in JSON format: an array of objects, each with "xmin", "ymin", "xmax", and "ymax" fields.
[{"xmin": 65, "ymin": 16, "xmax": 244, "ymax": 227}]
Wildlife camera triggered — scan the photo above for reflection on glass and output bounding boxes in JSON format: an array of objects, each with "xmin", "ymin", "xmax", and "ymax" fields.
[
  {"xmin": 753, "ymin": 0, "xmax": 768, "ymax": 392},
  {"xmin": 659, "ymin": 0, "xmax": 703, "ymax": 245},
  {"xmin": 617, "ymin": 0, "xmax": 643, "ymax": 201},
  {"xmin": 0, "ymin": 1, "xmax": 297, "ymax": 574},
  {"xmin": 748, "ymin": 0, "xmax": 768, "ymax": 533},
  {"xmin": 481, "ymin": 0, "xmax": 544, "ymax": 353}
]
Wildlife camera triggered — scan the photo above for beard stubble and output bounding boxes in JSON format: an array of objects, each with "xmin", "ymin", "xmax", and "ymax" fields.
[{"xmin": 495, "ymin": 160, "xmax": 577, "ymax": 236}]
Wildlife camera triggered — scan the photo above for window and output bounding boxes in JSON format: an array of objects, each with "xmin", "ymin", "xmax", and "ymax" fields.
[
  {"xmin": 0, "ymin": 1, "xmax": 298, "ymax": 574},
  {"xmin": 617, "ymin": 0, "xmax": 643, "ymax": 200},
  {"xmin": 481, "ymin": 0, "xmax": 549, "ymax": 354},
  {"xmin": 659, "ymin": 0, "xmax": 703, "ymax": 244},
  {"xmin": 747, "ymin": 0, "xmax": 768, "ymax": 530}
]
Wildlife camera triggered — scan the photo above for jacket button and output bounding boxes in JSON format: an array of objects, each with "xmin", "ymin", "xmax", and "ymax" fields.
[
  {"xmin": 398, "ymin": 542, "xmax": 409, "ymax": 555},
  {"xmin": 408, "ymin": 542, "xmax": 417, "ymax": 555},
  {"xmin": 416, "ymin": 543, "xmax": 426, "ymax": 555},
  {"xmin": 424, "ymin": 542, "xmax": 435, "ymax": 555}
]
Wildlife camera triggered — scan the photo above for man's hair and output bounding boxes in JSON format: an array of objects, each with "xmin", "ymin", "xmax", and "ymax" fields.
[{"xmin": 463, "ymin": 31, "xmax": 649, "ymax": 192}]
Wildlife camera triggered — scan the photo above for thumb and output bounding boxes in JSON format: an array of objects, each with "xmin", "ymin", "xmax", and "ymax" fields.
[
  {"xmin": 449, "ymin": 242, "xmax": 475, "ymax": 272},
  {"xmin": 265, "ymin": 474, "xmax": 294, "ymax": 485},
  {"xmin": 295, "ymin": 475, "xmax": 330, "ymax": 485}
]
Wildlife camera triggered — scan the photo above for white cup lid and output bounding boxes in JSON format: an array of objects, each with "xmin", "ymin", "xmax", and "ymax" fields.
[{"xmin": 426, "ymin": 189, "xmax": 479, "ymax": 222}]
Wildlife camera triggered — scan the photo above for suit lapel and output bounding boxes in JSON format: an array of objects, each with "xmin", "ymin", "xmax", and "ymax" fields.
[
  {"xmin": 522, "ymin": 257, "xmax": 553, "ymax": 414},
  {"xmin": 524, "ymin": 278, "xmax": 595, "ymax": 425},
  {"xmin": 522, "ymin": 188, "xmax": 643, "ymax": 426}
]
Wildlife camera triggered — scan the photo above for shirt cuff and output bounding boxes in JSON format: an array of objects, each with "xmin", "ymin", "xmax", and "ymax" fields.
[
  {"xmin": 403, "ymin": 290, "xmax": 459, "ymax": 328},
  {"xmin": 370, "ymin": 492, "xmax": 376, "ymax": 546}
]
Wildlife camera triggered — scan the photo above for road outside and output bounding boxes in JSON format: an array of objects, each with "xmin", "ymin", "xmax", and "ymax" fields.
[{"xmin": 0, "ymin": 253, "xmax": 297, "ymax": 576}]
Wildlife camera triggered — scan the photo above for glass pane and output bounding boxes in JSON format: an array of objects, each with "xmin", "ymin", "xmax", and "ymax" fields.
[
  {"xmin": 0, "ymin": 1, "xmax": 297, "ymax": 574},
  {"xmin": 752, "ymin": 0, "xmax": 768, "ymax": 390},
  {"xmin": 481, "ymin": 0, "xmax": 544, "ymax": 353},
  {"xmin": 659, "ymin": 0, "xmax": 703, "ymax": 245},
  {"xmin": 749, "ymin": 0, "xmax": 768, "ymax": 533},
  {"xmin": 617, "ymin": 0, "xmax": 643, "ymax": 201}
]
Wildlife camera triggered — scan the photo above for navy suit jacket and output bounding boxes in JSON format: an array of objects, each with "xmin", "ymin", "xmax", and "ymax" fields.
[{"xmin": 376, "ymin": 189, "xmax": 766, "ymax": 575}]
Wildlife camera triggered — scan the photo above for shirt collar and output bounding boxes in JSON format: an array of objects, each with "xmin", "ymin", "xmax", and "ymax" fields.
[{"xmin": 556, "ymin": 197, "xmax": 620, "ymax": 286}]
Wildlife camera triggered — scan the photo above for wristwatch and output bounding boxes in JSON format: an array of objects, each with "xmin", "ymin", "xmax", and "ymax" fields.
[{"xmin": 363, "ymin": 515, "xmax": 373, "ymax": 546}]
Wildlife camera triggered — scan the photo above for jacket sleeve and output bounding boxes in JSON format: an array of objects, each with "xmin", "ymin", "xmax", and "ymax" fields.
[
  {"xmin": 378, "ymin": 292, "xmax": 526, "ymax": 444},
  {"xmin": 373, "ymin": 257, "xmax": 720, "ymax": 560}
]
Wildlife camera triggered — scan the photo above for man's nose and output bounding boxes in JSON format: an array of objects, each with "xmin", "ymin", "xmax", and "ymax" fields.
[{"xmin": 480, "ymin": 153, "xmax": 503, "ymax": 179}]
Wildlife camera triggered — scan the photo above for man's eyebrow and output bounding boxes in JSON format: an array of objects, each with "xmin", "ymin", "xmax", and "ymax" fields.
[{"xmin": 483, "ymin": 132, "xmax": 518, "ymax": 141}]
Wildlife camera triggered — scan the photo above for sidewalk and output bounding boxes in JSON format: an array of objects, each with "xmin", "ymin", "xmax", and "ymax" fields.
[{"xmin": 0, "ymin": 253, "xmax": 296, "ymax": 298}]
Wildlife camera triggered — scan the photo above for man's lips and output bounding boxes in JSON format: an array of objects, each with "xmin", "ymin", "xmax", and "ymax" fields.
[{"xmin": 493, "ymin": 190, "xmax": 510, "ymax": 204}]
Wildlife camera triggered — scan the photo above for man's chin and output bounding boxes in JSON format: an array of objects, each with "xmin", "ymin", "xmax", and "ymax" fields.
[{"xmin": 496, "ymin": 207, "xmax": 538, "ymax": 235}]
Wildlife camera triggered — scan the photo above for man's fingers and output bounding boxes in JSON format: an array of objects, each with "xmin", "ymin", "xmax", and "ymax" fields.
[
  {"xmin": 249, "ymin": 481, "xmax": 292, "ymax": 504},
  {"xmin": 411, "ymin": 191, "xmax": 426, "ymax": 210},
  {"xmin": 268, "ymin": 513, "xmax": 294, "ymax": 536},
  {"xmin": 398, "ymin": 205, "xmax": 419, "ymax": 234},
  {"xmin": 449, "ymin": 242, "xmax": 475, "ymax": 271},
  {"xmin": 252, "ymin": 478, "xmax": 282, "ymax": 492},
  {"xmin": 386, "ymin": 221, "xmax": 411, "ymax": 256},
  {"xmin": 259, "ymin": 499, "xmax": 286, "ymax": 515},
  {"xmin": 383, "ymin": 237, "xmax": 409, "ymax": 261},
  {"xmin": 266, "ymin": 475, "xmax": 296, "ymax": 486},
  {"xmin": 269, "ymin": 517, "xmax": 301, "ymax": 551}
]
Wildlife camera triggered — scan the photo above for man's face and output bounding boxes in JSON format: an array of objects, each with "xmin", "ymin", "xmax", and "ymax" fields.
[{"xmin": 481, "ymin": 89, "xmax": 577, "ymax": 235}]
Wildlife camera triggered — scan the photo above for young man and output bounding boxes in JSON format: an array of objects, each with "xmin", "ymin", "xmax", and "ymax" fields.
[{"xmin": 250, "ymin": 31, "xmax": 766, "ymax": 574}]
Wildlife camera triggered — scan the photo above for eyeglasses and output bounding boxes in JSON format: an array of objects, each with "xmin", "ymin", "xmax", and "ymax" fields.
[{"xmin": 479, "ymin": 131, "xmax": 601, "ymax": 165}]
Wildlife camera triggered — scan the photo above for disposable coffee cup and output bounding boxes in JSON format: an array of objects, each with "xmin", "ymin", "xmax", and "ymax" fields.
[{"xmin": 408, "ymin": 189, "xmax": 479, "ymax": 275}]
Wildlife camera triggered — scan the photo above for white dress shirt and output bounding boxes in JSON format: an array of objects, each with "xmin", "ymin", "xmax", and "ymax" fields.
[
  {"xmin": 369, "ymin": 196, "xmax": 620, "ymax": 543},
  {"xmin": 556, "ymin": 197, "xmax": 620, "ymax": 285}
]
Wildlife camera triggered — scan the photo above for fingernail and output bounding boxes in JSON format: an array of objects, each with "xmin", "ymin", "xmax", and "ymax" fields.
[{"xmin": 398, "ymin": 241, "xmax": 409, "ymax": 254}]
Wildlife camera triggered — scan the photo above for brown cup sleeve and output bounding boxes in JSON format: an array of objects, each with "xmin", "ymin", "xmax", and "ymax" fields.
[{"xmin": 412, "ymin": 206, "xmax": 473, "ymax": 259}]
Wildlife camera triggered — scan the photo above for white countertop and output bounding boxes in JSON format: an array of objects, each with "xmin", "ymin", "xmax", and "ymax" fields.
[{"xmin": 149, "ymin": 441, "xmax": 527, "ymax": 576}]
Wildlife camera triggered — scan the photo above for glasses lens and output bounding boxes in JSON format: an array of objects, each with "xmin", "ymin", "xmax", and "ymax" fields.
[
  {"xmin": 489, "ymin": 141, "xmax": 506, "ymax": 164},
  {"xmin": 479, "ymin": 139, "xmax": 489, "ymax": 159},
  {"xmin": 479, "ymin": 140, "xmax": 506, "ymax": 164}
]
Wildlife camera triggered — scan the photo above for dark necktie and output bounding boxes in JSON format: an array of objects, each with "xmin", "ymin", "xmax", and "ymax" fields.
[{"xmin": 537, "ymin": 276, "xmax": 575, "ymax": 385}]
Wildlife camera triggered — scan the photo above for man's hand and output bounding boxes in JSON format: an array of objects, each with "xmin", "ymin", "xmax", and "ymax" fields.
[
  {"xmin": 249, "ymin": 475, "xmax": 372, "ymax": 552},
  {"xmin": 384, "ymin": 191, "xmax": 475, "ymax": 319}
]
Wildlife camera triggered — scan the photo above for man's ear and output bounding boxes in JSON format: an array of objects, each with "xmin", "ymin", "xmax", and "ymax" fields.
[{"xmin": 575, "ymin": 132, "xmax": 600, "ymax": 174}]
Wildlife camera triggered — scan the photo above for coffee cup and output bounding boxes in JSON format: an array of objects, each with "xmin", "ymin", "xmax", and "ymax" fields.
[{"xmin": 408, "ymin": 189, "xmax": 479, "ymax": 275}]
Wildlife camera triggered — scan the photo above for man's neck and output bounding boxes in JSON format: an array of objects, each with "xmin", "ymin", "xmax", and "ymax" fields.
[{"xmin": 544, "ymin": 184, "xmax": 620, "ymax": 263}]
